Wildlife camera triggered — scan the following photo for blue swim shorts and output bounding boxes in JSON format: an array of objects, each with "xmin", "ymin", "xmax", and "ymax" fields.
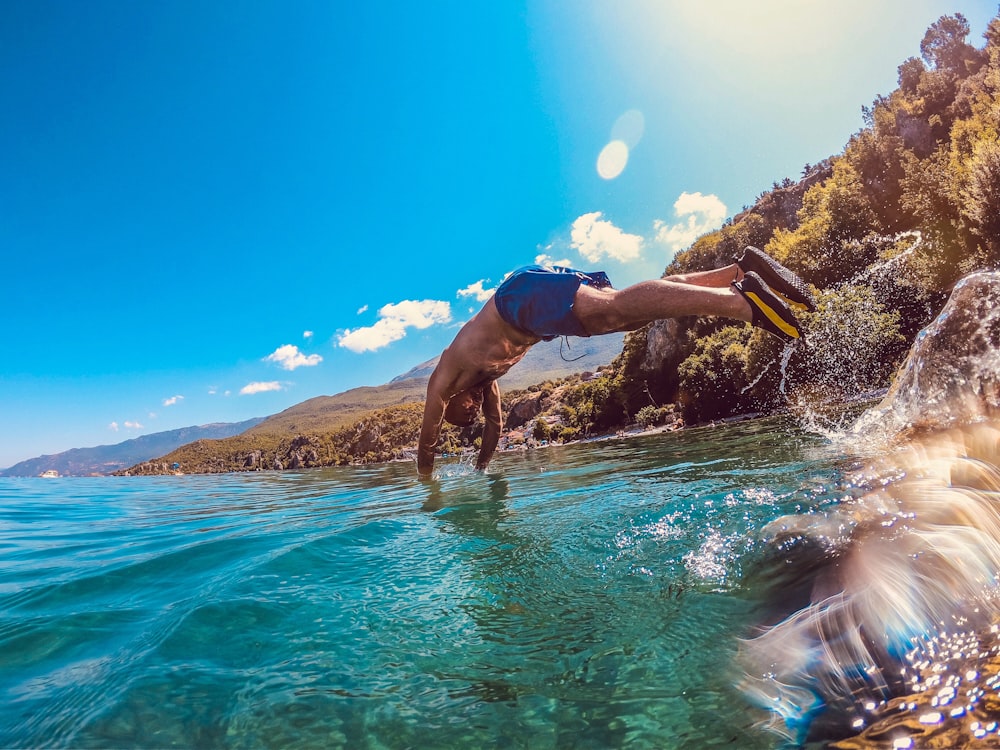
[{"xmin": 493, "ymin": 265, "xmax": 613, "ymax": 341}]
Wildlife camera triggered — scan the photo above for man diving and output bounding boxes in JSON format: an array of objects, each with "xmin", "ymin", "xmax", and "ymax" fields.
[{"xmin": 417, "ymin": 247, "xmax": 815, "ymax": 477}]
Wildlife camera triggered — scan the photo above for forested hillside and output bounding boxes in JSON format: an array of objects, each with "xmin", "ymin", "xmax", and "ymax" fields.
[
  {"xmin": 122, "ymin": 11, "xmax": 1000, "ymax": 475},
  {"xmin": 576, "ymin": 11, "xmax": 1000, "ymax": 427}
]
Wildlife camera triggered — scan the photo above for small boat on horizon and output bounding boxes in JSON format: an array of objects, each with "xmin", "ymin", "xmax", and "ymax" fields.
[{"xmin": 39, "ymin": 470, "xmax": 59, "ymax": 478}]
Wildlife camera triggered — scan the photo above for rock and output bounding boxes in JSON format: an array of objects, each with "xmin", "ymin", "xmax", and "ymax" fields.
[
  {"xmin": 641, "ymin": 318, "xmax": 683, "ymax": 374},
  {"xmin": 505, "ymin": 392, "xmax": 545, "ymax": 430}
]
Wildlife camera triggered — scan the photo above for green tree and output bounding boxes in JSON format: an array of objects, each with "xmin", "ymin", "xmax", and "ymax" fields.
[
  {"xmin": 532, "ymin": 418, "xmax": 551, "ymax": 442},
  {"xmin": 920, "ymin": 13, "xmax": 980, "ymax": 74},
  {"xmin": 961, "ymin": 138, "xmax": 1000, "ymax": 255},
  {"xmin": 558, "ymin": 426, "xmax": 580, "ymax": 443},
  {"xmin": 636, "ymin": 405, "xmax": 661, "ymax": 428},
  {"xmin": 900, "ymin": 144, "xmax": 974, "ymax": 288},
  {"xmin": 844, "ymin": 104, "xmax": 909, "ymax": 229},
  {"xmin": 898, "ymin": 57, "xmax": 925, "ymax": 95},
  {"xmin": 769, "ymin": 158, "xmax": 881, "ymax": 287},
  {"xmin": 676, "ymin": 325, "xmax": 755, "ymax": 423}
]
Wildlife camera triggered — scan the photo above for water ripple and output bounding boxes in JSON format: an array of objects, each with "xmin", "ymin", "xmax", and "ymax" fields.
[{"xmin": 0, "ymin": 422, "xmax": 834, "ymax": 749}]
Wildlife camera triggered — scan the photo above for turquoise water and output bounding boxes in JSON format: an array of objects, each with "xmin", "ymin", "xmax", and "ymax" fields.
[{"xmin": 0, "ymin": 419, "xmax": 847, "ymax": 749}]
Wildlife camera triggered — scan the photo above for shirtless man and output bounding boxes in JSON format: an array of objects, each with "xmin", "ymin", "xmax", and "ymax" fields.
[{"xmin": 417, "ymin": 247, "xmax": 815, "ymax": 477}]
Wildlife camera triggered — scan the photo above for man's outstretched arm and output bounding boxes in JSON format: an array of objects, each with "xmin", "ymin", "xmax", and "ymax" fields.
[
  {"xmin": 475, "ymin": 380, "xmax": 502, "ymax": 471},
  {"xmin": 417, "ymin": 370, "xmax": 449, "ymax": 478},
  {"xmin": 418, "ymin": 398, "xmax": 445, "ymax": 478}
]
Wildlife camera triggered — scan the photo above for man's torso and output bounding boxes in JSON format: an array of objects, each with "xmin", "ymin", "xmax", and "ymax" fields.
[{"xmin": 437, "ymin": 297, "xmax": 539, "ymax": 397}]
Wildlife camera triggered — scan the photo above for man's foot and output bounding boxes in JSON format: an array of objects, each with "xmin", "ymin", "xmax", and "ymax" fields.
[
  {"xmin": 735, "ymin": 246, "xmax": 816, "ymax": 312},
  {"xmin": 733, "ymin": 272, "xmax": 803, "ymax": 341}
]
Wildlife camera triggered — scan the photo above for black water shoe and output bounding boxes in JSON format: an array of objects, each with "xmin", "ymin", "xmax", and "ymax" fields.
[
  {"xmin": 735, "ymin": 246, "xmax": 816, "ymax": 312},
  {"xmin": 733, "ymin": 272, "xmax": 803, "ymax": 341}
]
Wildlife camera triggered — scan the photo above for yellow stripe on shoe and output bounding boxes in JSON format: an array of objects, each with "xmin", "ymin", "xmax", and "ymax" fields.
[
  {"xmin": 745, "ymin": 291, "xmax": 800, "ymax": 339},
  {"xmin": 776, "ymin": 292, "xmax": 810, "ymax": 312},
  {"xmin": 732, "ymin": 271, "xmax": 803, "ymax": 342}
]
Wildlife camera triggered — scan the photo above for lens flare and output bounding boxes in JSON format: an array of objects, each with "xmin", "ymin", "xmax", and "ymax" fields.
[
  {"xmin": 611, "ymin": 109, "xmax": 645, "ymax": 148},
  {"xmin": 597, "ymin": 139, "xmax": 629, "ymax": 180}
]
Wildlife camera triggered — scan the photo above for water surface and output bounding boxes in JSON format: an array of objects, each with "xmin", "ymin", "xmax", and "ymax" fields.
[{"xmin": 0, "ymin": 419, "xmax": 845, "ymax": 749}]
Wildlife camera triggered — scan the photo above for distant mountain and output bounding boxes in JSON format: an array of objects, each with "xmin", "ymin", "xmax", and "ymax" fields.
[
  {"xmin": 391, "ymin": 332, "xmax": 626, "ymax": 389},
  {"xmin": 248, "ymin": 333, "xmax": 626, "ymax": 439},
  {"xmin": 497, "ymin": 332, "xmax": 626, "ymax": 389},
  {"xmin": 390, "ymin": 358, "xmax": 438, "ymax": 383},
  {"xmin": 1, "ymin": 418, "xmax": 266, "ymax": 477},
  {"xmin": 245, "ymin": 380, "xmax": 431, "ymax": 437},
  {"xmin": 102, "ymin": 332, "xmax": 631, "ymax": 476}
]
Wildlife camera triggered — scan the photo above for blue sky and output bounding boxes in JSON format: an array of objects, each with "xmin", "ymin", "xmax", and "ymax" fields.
[{"xmin": 2, "ymin": 0, "xmax": 996, "ymax": 468}]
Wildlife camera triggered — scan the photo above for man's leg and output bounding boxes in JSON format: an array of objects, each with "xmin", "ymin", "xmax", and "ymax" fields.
[
  {"xmin": 573, "ymin": 269, "xmax": 804, "ymax": 341},
  {"xmin": 573, "ymin": 279, "xmax": 752, "ymax": 336},
  {"xmin": 569, "ymin": 261, "xmax": 748, "ymax": 335},
  {"xmin": 663, "ymin": 264, "xmax": 741, "ymax": 288},
  {"xmin": 665, "ymin": 251, "xmax": 816, "ymax": 312}
]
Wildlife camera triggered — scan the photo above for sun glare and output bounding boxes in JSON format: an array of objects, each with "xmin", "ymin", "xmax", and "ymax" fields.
[
  {"xmin": 611, "ymin": 108, "xmax": 645, "ymax": 148},
  {"xmin": 597, "ymin": 109, "xmax": 645, "ymax": 180},
  {"xmin": 597, "ymin": 139, "xmax": 629, "ymax": 179}
]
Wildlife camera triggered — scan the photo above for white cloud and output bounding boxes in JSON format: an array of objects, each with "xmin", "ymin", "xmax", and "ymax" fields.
[
  {"xmin": 303, "ymin": 330, "xmax": 314, "ymax": 340},
  {"xmin": 457, "ymin": 280, "xmax": 494, "ymax": 303},
  {"xmin": 535, "ymin": 252, "xmax": 574, "ymax": 268},
  {"xmin": 357, "ymin": 304, "xmax": 369, "ymax": 315},
  {"xmin": 124, "ymin": 420, "xmax": 143, "ymax": 430},
  {"xmin": 264, "ymin": 344, "xmax": 323, "ymax": 371},
  {"xmin": 163, "ymin": 394, "xmax": 184, "ymax": 407},
  {"xmin": 337, "ymin": 299, "xmax": 451, "ymax": 353},
  {"xmin": 570, "ymin": 212, "xmax": 643, "ymax": 263},
  {"xmin": 240, "ymin": 381, "xmax": 284, "ymax": 395},
  {"xmin": 109, "ymin": 421, "xmax": 119, "ymax": 432},
  {"xmin": 653, "ymin": 192, "xmax": 728, "ymax": 254}
]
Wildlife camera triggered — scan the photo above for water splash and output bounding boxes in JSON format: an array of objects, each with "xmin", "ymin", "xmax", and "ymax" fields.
[
  {"xmin": 783, "ymin": 231, "xmax": 938, "ymax": 438},
  {"xmin": 777, "ymin": 343, "xmax": 795, "ymax": 398},
  {"xmin": 732, "ymin": 232, "xmax": 927, "ymax": 432},
  {"xmin": 847, "ymin": 230, "xmax": 923, "ymax": 289},
  {"xmin": 741, "ymin": 342, "xmax": 795, "ymax": 398},
  {"xmin": 850, "ymin": 271, "xmax": 1000, "ymax": 450},
  {"xmin": 742, "ymin": 422, "xmax": 1000, "ymax": 745},
  {"xmin": 740, "ymin": 272, "xmax": 1000, "ymax": 746},
  {"xmin": 435, "ymin": 454, "xmax": 480, "ymax": 479},
  {"xmin": 683, "ymin": 527, "xmax": 736, "ymax": 584}
]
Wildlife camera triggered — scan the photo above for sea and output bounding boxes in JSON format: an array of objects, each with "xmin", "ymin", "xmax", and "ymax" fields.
[{"xmin": 0, "ymin": 417, "xmax": 854, "ymax": 749}]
